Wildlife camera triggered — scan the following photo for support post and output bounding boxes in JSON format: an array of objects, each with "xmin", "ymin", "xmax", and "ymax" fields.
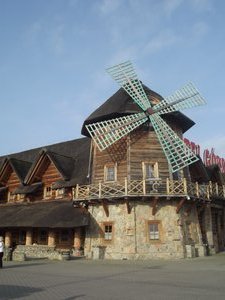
[
  {"xmin": 152, "ymin": 197, "xmax": 158, "ymax": 216},
  {"xmin": 5, "ymin": 231, "xmax": 12, "ymax": 247},
  {"xmin": 176, "ymin": 198, "xmax": 186, "ymax": 214},
  {"xmin": 48, "ymin": 230, "xmax": 56, "ymax": 247},
  {"xmin": 26, "ymin": 230, "xmax": 33, "ymax": 246}
]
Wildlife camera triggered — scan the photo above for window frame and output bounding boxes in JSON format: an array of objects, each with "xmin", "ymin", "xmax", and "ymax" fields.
[
  {"xmin": 142, "ymin": 162, "xmax": 159, "ymax": 180},
  {"xmin": 102, "ymin": 222, "xmax": 114, "ymax": 242},
  {"xmin": 56, "ymin": 188, "xmax": 65, "ymax": 198},
  {"xmin": 44, "ymin": 185, "xmax": 52, "ymax": 199},
  {"xmin": 104, "ymin": 163, "xmax": 117, "ymax": 182},
  {"xmin": 147, "ymin": 220, "xmax": 162, "ymax": 242}
]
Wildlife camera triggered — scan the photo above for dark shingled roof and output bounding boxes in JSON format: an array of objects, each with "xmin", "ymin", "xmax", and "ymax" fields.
[
  {"xmin": 81, "ymin": 85, "xmax": 195, "ymax": 136},
  {"xmin": 0, "ymin": 200, "xmax": 89, "ymax": 228},
  {"xmin": 189, "ymin": 156, "xmax": 210, "ymax": 183},
  {"xmin": 206, "ymin": 165, "xmax": 225, "ymax": 185},
  {"xmin": 0, "ymin": 158, "xmax": 32, "ymax": 183},
  {"xmin": 13, "ymin": 182, "xmax": 42, "ymax": 195},
  {"xmin": 0, "ymin": 137, "xmax": 91, "ymax": 187}
]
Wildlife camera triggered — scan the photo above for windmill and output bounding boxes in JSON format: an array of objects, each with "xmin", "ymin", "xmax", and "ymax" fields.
[{"xmin": 86, "ymin": 61, "xmax": 206, "ymax": 173}]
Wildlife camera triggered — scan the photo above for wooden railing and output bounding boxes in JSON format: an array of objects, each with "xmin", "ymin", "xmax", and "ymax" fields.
[{"xmin": 73, "ymin": 178, "xmax": 225, "ymax": 201}]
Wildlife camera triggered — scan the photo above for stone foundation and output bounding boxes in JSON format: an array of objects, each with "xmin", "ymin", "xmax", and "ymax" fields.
[{"xmin": 9, "ymin": 245, "xmax": 74, "ymax": 261}]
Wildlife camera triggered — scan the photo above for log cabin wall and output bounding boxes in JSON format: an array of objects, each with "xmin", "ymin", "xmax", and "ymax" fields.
[
  {"xmin": 42, "ymin": 161, "xmax": 62, "ymax": 187},
  {"xmin": 91, "ymin": 121, "xmax": 184, "ymax": 184},
  {"xmin": 129, "ymin": 126, "xmax": 169, "ymax": 181},
  {"xmin": 7, "ymin": 168, "xmax": 21, "ymax": 197},
  {"xmin": 91, "ymin": 137, "xmax": 128, "ymax": 184}
]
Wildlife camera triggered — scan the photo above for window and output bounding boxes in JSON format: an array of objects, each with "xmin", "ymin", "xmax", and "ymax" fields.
[
  {"xmin": 142, "ymin": 162, "xmax": 159, "ymax": 180},
  {"xmin": 148, "ymin": 221, "xmax": 161, "ymax": 241},
  {"xmin": 104, "ymin": 164, "xmax": 117, "ymax": 182},
  {"xmin": 8, "ymin": 191, "xmax": 16, "ymax": 202},
  {"xmin": 16, "ymin": 194, "xmax": 25, "ymax": 201},
  {"xmin": 104, "ymin": 223, "xmax": 113, "ymax": 241},
  {"xmin": 44, "ymin": 186, "xmax": 52, "ymax": 198},
  {"xmin": 56, "ymin": 188, "xmax": 65, "ymax": 198},
  {"xmin": 39, "ymin": 230, "xmax": 47, "ymax": 243}
]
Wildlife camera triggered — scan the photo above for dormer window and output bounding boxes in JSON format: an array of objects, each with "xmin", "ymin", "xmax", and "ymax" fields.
[
  {"xmin": 44, "ymin": 186, "xmax": 52, "ymax": 199},
  {"xmin": 8, "ymin": 191, "xmax": 16, "ymax": 202},
  {"xmin": 104, "ymin": 164, "xmax": 117, "ymax": 182},
  {"xmin": 56, "ymin": 188, "xmax": 65, "ymax": 198}
]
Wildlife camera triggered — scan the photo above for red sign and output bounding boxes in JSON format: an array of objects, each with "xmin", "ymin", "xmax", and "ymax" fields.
[
  {"xmin": 203, "ymin": 148, "xmax": 225, "ymax": 173},
  {"xmin": 183, "ymin": 138, "xmax": 200, "ymax": 156}
]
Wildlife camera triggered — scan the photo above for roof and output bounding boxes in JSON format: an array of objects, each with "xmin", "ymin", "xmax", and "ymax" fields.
[
  {"xmin": 0, "ymin": 138, "xmax": 91, "ymax": 187},
  {"xmin": 13, "ymin": 182, "xmax": 42, "ymax": 195},
  {"xmin": 189, "ymin": 156, "xmax": 210, "ymax": 183},
  {"xmin": 81, "ymin": 85, "xmax": 195, "ymax": 136},
  {"xmin": 0, "ymin": 200, "xmax": 90, "ymax": 228},
  {"xmin": 206, "ymin": 165, "xmax": 225, "ymax": 185}
]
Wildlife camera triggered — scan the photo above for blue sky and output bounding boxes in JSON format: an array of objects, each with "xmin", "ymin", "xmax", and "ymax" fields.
[{"xmin": 0, "ymin": 0, "xmax": 224, "ymax": 159}]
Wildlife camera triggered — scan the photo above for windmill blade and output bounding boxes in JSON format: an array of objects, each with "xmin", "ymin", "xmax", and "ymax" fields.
[
  {"xmin": 106, "ymin": 61, "xmax": 151, "ymax": 111},
  {"xmin": 86, "ymin": 113, "xmax": 148, "ymax": 151},
  {"xmin": 153, "ymin": 82, "xmax": 206, "ymax": 115},
  {"xmin": 150, "ymin": 113, "xmax": 199, "ymax": 173}
]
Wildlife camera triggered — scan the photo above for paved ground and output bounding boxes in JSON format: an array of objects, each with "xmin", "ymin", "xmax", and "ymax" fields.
[{"xmin": 0, "ymin": 254, "xmax": 225, "ymax": 300}]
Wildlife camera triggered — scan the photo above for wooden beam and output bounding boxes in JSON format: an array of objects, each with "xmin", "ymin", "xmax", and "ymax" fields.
[
  {"xmin": 176, "ymin": 198, "xmax": 186, "ymax": 214},
  {"xmin": 185, "ymin": 202, "xmax": 195, "ymax": 217},
  {"xmin": 152, "ymin": 197, "xmax": 158, "ymax": 216},
  {"xmin": 125, "ymin": 198, "xmax": 132, "ymax": 214},
  {"xmin": 102, "ymin": 200, "xmax": 109, "ymax": 217}
]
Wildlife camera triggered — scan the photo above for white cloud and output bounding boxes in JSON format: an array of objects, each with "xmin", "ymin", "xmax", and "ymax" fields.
[
  {"xmin": 98, "ymin": 0, "xmax": 121, "ymax": 14},
  {"xmin": 162, "ymin": 0, "xmax": 183, "ymax": 16},
  {"xmin": 143, "ymin": 30, "xmax": 179, "ymax": 55},
  {"xmin": 190, "ymin": 0, "xmax": 213, "ymax": 12},
  {"xmin": 192, "ymin": 21, "xmax": 209, "ymax": 39},
  {"xmin": 49, "ymin": 24, "xmax": 65, "ymax": 55}
]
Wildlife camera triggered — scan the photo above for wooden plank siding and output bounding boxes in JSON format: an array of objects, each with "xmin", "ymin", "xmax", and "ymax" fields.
[
  {"xmin": 7, "ymin": 169, "xmax": 21, "ymax": 193},
  {"xmin": 91, "ymin": 125, "xmax": 172, "ymax": 184},
  {"xmin": 129, "ymin": 127, "xmax": 169, "ymax": 181},
  {"xmin": 92, "ymin": 137, "xmax": 128, "ymax": 184}
]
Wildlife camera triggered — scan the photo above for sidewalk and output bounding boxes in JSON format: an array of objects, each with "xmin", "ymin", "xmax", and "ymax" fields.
[{"xmin": 1, "ymin": 255, "xmax": 225, "ymax": 299}]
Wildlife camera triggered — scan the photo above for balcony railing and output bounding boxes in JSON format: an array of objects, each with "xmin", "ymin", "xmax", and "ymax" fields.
[{"xmin": 73, "ymin": 178, "xmax": 225, "ymax": 201}]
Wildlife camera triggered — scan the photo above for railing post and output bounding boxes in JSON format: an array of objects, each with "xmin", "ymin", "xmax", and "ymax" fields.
[
  {"xmin": 207, "ymin": 185, "xmax": 210, "ymax": 200},
  {"xmin": 166, "ymin": 178, "xmax": 170, "ymax": 194},
  {"xmin": 125, "ymin": 177, "xmax": 128, "ymax": 196},
  {"xmin": 99, "ymin": 181, "xmax": 102, "ymax": 199},
  {"xmin": 195, "ymin": 182, "xmax": 199, "ymax": 198},
  {"xmin": 215, "ymin": 183, "xmax": 218, "ymax": 196},
  {"xmin": 209, "ymin": 181, "xmax": 212, "ymax": 196},
  {"xmin": 143, "ymin": 179, "xmax": 146, "ymax": 195},
  {"xmin": 183, "ymin": 178, "xmax": 187, "ymax": 194},
  {"xmin": 75, "ymin": 184, "xmax": 79, "ymax": 199}
]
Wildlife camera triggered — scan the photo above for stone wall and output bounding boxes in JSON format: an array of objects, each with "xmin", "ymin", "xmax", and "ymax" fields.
[
  {"xmin": 10, "ymin": 245, "xmax": 70, "ymax": 261},
  {"xmin": 84, "ymin": 200, "xmax": 194, "ymax": 260}
]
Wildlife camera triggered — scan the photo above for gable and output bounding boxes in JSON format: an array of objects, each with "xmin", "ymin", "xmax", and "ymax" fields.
[{"xmin": 27, "ymin": 154, "xmax": 63, "ymax": 185}]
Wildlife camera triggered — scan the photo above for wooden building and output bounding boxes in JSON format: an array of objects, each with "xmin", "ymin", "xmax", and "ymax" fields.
[{"xmin": 0, "ymin": 85, "xmax": 224, "ymax": 260}]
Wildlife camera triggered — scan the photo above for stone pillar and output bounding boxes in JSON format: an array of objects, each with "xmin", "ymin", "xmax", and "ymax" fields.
[
  {"xmin": 5, "ymin": 231, "xmax": 12, "ymax": 247},
  {"xmin": 48, "ymin": 230, "xmax": 56, "ymax": 247},
  {"xmin": 205, "ymin": 205, "xmax": 215, "ymax": 254},
  {"xmin": 74, "ymin": 227, "xmax": 82, "ymax": 250},
  {"xmin": 26, "ymin": 230, "xmax": 33, "ymax": 246}
]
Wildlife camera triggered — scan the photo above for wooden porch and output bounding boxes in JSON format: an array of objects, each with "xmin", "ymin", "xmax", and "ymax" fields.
[{"xmin": 73, "ymin": 178, "xmax": 225, "ymax": 201}]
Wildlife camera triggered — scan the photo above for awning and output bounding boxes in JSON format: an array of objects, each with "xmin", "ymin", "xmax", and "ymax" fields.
[
  {"xmin": 0, "ymin": 200, "xmax": 89, "ymax": 228},
  {"xmin": 13, "ymin": 182, "xmax": 42, "ymax": 195}
]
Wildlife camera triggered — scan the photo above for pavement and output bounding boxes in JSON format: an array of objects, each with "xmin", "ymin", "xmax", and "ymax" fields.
[{"xmin": 0, "ymin": 253, "xmax": 225, "ymax": 300}]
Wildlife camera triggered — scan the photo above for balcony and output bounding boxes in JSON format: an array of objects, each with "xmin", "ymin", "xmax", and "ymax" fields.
[{"xmin": 73, "ymin": 178, "xmax": 225, "ymax": 201}]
